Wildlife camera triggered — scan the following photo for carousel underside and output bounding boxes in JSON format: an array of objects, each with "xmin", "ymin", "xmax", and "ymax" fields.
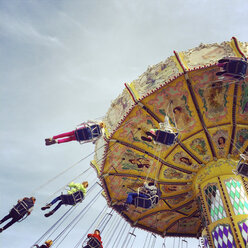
[{"xmin": 92, "ymin": 37, "xmax": 248, "ymax": 245}]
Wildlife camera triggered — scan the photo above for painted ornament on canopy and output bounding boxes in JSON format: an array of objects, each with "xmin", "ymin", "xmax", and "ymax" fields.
[
  {"xmin": 193, "ymin": 69, "xmax": 229, "ymax": 122},
  {"xmin": 233, "ymin": 128, "xmax": 248, "ymax": 155},
  {"xmin": 212, "ymin": 129, "xmax": 229, "ymax": 157},
  {"xmin": 146, "ymin": 81, "xmax": 196, "ymax": 133},
  {"xmin": 178, "ymin": 201, "xmax": 198, "ymax": 215},
  {"xmin": 190, "ymin": 137, "xmax": 211, "ymax": 161},
  {"xmin": 160, "ymin": 184, "xmax": 191, "ymax": 194},
  {"xmin": 163, "ymin": 167, "xmax": 192, "ymax": 180},
  {"xmin": 121, "ymin": 149, "xmax": 152, "ymax": 171},
  {"xmin": 118, "ymin": 108, "xmax": 156, "ymax": 144},
  {"xmin": 240, "ymin": 82, "xmax": 248, "ymax": 118},
  {"xmin": 166, "ymin": 191, "xmax": 194, "ymax": 206},
  {"xmin": 173, "ymin": 151, "xmax": 199, "ymax": 170}
]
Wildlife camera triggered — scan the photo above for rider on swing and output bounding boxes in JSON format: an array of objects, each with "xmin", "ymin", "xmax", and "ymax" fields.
[
  {"xmin": 83, "ymin": 229, "xmax": 103, "ymax": 248},
  {"xmin": 0, "ymin": 197, "xmax": 36, "ymax": 233},
  {"xmin": 45, "ymin": 121, "xmax": 104, "ymax": 146},
  {"xmin": 114, "ymin": 182, "xmax": 159, "ymax": 212},
  {"xmin": 34, "ymin": 240, "xmax": 53, "ymax": 248},
  {"xmin": 41, "ymin": 181, "xmax": 88, "ymax": 217},
  {"xmin": 141, "ymin": 116, "xmax": 177, "ymax": 145}
]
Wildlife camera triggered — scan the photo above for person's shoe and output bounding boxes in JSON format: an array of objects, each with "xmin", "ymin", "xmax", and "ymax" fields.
[
  {"xmin": 0, "ymin": 228, "xmax": 4, "ymax": 233},
  {"xmin": 141, "ymin": 136, "xmax": 153, "ymax": 142},
  {"xmin": 45, "ymin": 211, "xmax": 55, "ymax": 217},
  {"xmin": 41, "ymin": 204, "xmax": 52, "ymax": 210},
  {"xmin": 45, "ymin": 138, "xmax": 56, "ymax": 146}
]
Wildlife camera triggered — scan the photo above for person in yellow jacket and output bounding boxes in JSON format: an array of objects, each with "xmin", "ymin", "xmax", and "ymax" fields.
[{"xmin": 41, "ymin": 181, "xmax": 88, "ymax": 217}]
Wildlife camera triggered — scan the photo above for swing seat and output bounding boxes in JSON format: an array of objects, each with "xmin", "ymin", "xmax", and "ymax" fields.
[
  {"xmin": 82, "ymin": 237, "xmax": 102, "ymax": 248},
  {"xmin": 155, "ymin": 130, "xmax": 178, "ymax": 146},
  {"xmin": 217, "ymin": 57, "xmax": 247, "ymax": 79},
  {"xmin": 236, "ymin": 162, "xmax": 248, "ymax": 178},
  {"xmin": 61, "ymin": 191, "xmax": 84, "ymax": 205},
  {"xmin": 75, "ymin": 124, "xmax": 102, "ymax": 143},
  {"xmin": 133, "ymin": 194, "xmax": 159, "ymax": 209},
  {"xmin": 13, "ymin": 201, "xmax": 29, "ymax": 217}
]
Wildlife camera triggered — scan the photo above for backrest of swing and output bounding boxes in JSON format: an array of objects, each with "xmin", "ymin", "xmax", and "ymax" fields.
[
  {"xmin": 90, "ymin": 124, "xmax": 102, "ymax": 138},
  {"xmin": 61, "ymin": 191, "xmax": 84, "ymax": 205},
  {"xmin": 155, "ymin": 130, "xmax": 178, "ymax": 145},
  {"xmin": 134, "ymin": 194, "xmax": 159, "ymax": 209},
  {"xmin": 75, "ymin": 127, "xmax": 92, "ymax": 142},
  {"xmin": 86, "ymin": 237, "xmax": 102, "ymax": 248},
  {"xmin": 13, "ymin": 200, "xmax": 30, "ymax": 216},
  {"xmin": 226, "ymin": 60, "xmax": 247, "ymax": 75},
  {"xmin": 76, "ymin": 124, "xmax": 101, "ymax": 143},
  {"xmin": 237, "ymin": 162, "xmax": 248, "ymax": 178}
]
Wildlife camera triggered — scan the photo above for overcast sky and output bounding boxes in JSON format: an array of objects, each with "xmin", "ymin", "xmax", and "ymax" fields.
[{"xmin": 0, "ymin": 0, "xmax": 248, "ymax": 247}]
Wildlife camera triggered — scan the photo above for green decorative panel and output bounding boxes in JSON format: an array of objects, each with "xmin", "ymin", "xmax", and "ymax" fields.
[
  {"xmin": 204, "ymin": 184, "xmax": 227, "ymax": 223},
  {"xmin": 225, "ymin": 179, "xmax": 248, "ymax": 215}
]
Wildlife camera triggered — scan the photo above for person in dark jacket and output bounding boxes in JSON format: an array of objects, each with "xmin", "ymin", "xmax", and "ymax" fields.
[
  {"xmin": 0, "ymin": 197, "xmax": 36, "ymax": 233},
  {"xmin": 83, "ymin": 229, "xmax": 103, "ymax": 248},
  {"xmin": 34, "ymin": 240, "xmax": 53, "ymax": 248}
]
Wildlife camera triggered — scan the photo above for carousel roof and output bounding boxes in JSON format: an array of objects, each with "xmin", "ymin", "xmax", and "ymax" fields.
[{"xmin": 92, "ymin": 37, "xmax": 248, "ymax": 237}]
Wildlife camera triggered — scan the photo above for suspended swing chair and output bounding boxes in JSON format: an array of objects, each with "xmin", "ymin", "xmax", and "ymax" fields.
[
  {"xmin": 153, "ymin": 129, "xmax": 178, "ymax": 146},
  {"xmin": 60, "ymin": 190, "xmax": 85, "ymax": 205},
  {"xmin": 13, "ymin": 200, "xmax": 31, "ymax": 222},
  {"xmin": 142, "ymin": 116, "xmax": 178, "ymax": 146},
  {"xmin": 133, "ymin": 187, "xmax": 161, "ymax": 209},
  {"xmin": 82, "ymin": 237, "xmax": 102, "ymax": 248},
  {"xmin": 158, "ymin": 109, "xmax": 179, "ymax": 146},
  {"xmin": 216, "ymin": 56, "xmax": 247, "ymax": 80},
  {"xmin": 75, "ymin": 122, "xmax": 102, "ymax": 144},
  {"xmin": 233, "ymin": 154, "xmax": 248, "ymax": 178}
]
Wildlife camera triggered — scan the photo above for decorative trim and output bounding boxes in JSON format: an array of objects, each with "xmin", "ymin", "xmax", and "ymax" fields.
[
  {"xmin": 231, "ymin": 36, "xmax": 246, "ymax": 58},
  {"xmin": 218, "ymin": 177, "xmax": 242, "ymax": 247},
  {"xmin": 173, "ymin": 51, "xmax": 187, "ymax": 73},
  {"xmin": 228, "ymin": 82, "xmax": 238, "ymax": 154},
  {"xmin": 241, "ymin": 176, "xmax": 248, "ymax": 196},
  {"xmin": 125, "ymin": 82, "xmax": 138, "ymax": 103}
]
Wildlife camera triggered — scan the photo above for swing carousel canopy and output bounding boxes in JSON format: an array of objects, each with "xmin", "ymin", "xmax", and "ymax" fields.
[{"xmin": 92, "ymin": 37, "xmax": 248, "ymax": 237}]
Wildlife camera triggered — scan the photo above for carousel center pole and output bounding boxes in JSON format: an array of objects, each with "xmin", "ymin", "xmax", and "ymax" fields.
[{"xmin": 195, "ymin": 159, "xmax": 248, "ymax": 248}]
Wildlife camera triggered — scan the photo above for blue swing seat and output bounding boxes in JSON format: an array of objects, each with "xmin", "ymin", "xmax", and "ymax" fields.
[
  {"xmin": 133, "ymin": 193, "xmax": 159, "ymax": 209},
  {"xmin": 61, "ymin": 191, "xmax": 84, "ymax": 205},
  {"xmin": 154, "ymin": 130, "xmax": 178, "ymax": 146}
]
